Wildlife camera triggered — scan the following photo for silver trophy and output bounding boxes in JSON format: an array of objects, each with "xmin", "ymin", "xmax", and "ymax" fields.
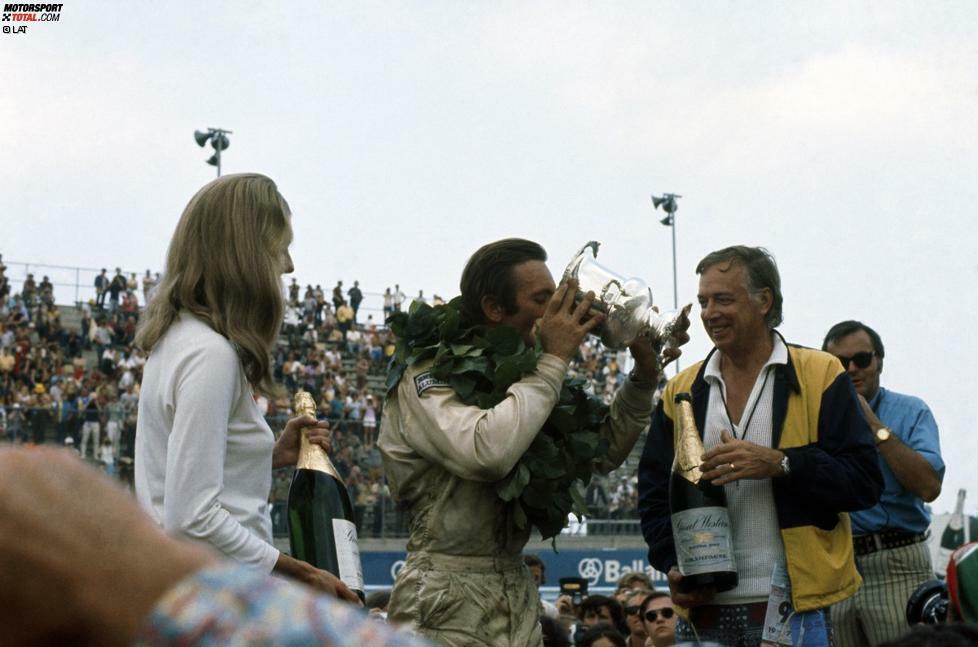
[{"xmin": 562, "ymin": 241, "xmax": 691, "ymax": 358}]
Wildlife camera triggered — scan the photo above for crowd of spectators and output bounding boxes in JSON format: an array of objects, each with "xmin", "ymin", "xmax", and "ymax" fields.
[{"xmin": 1, "ymin": 259, "xmax": 644, "ymax": 536}]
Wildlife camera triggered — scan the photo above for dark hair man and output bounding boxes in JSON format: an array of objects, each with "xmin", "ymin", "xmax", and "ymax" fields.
[
  {"xmin": 94, "ymin": 268, "xmax": 108, "ymax": 307},
  {"xmin": 347, "ymin": 280, "xmax": 363, "ymax": 323},
  {"xmin": 578, "ymin": 595, "xmax": 625, "ymax": 634},
  {"xmin": 380, "ymin": 238, "xmax": 689, "ymax": 646},
  {"xmin": 640, "ymin": 591, "xmax": 677, "ymax": 647},
  {"xmin": 638, "ymin": 245, "xmax": 883, "ymax": 646},
  {"xmin": 823, "ymin": 320, "xmax": 944, "ymax": 647},
  {"xmin": 524, "ymin": 553, "xmax": 560, "ymax": 620}
]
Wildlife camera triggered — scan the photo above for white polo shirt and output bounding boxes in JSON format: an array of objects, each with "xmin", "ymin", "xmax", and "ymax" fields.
[{"xmin": 703, "ymin": 333, "xmax": 788, "ymax": 604}]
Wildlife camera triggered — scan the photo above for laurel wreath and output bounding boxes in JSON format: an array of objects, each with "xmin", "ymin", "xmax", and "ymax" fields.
[{"xmin": 387, "ymin": 298, "xmax": 610, "ymax": 543}]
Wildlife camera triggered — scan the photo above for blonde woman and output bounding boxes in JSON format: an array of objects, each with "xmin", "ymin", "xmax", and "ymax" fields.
[{"xmin": 134, "ymin": 174, "xmax": 356, "ymax": 601}]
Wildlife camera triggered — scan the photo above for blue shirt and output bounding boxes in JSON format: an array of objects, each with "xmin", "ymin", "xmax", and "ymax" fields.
[{"xmin": 850, "ymin": 387, "xmax": 944, "ymax": 535}]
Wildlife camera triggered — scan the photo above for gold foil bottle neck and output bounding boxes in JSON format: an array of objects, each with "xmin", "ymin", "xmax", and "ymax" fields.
[
  {"xmin": 674, "ymin": 393, "xmax": 704, "ymax": 484},
  {"xmin": 293, "ymin": 390, "xmax": 344, "ymax": 484}
]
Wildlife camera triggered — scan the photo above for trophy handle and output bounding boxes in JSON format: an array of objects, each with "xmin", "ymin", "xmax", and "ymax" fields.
[
  {"xmin": 600, "ymin": 279, "xmax": 622, "ymax": 304},
  {"xmin": 578, "ymin": 240, "xmax": 600, "ymax": 258},
  {"xmin": 645, "ymin": 303, "xmax": 693, "ymax": 362}
]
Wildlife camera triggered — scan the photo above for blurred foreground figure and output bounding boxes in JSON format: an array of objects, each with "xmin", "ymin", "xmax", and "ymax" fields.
[
  {"xmin": 824, "ymin": 320, "xmax": 945, "ymax": 647},
  {"xmin": 0, "ymin": 447, "xmax": 431, "ymax": 647}
]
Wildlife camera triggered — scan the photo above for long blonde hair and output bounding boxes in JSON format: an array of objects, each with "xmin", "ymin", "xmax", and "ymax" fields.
[{"xmin": 136, "ymin": 173, "xmax": 290, "ymax": 394}]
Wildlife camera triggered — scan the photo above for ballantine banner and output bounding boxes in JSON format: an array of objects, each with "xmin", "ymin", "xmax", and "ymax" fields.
[{"xmin": 362, "ymin": 548, "xmax": 669, "ymax": 593}]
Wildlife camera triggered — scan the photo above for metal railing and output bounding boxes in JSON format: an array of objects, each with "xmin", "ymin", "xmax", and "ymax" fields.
[{"xmin": 1, "ymin": 259, "xmax": 426, "ymax": 319}]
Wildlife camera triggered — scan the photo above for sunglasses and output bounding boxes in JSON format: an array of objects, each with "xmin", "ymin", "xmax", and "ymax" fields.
[
  {"xmin": 644, "ymin": 608, "xmax": 675, "ymax": 622},
  {"xmin": 834, "ymin": 351, "xmax": 874, "ymax": 370}
]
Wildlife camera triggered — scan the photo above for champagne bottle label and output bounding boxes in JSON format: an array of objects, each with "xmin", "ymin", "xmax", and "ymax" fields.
[
  {"xmin": 672, "ymin": 506, "xmax": 736, "ymax": 575},
  {"xmin": 332, "ymin": 518, "xmax": 364, "ymax": 591}
]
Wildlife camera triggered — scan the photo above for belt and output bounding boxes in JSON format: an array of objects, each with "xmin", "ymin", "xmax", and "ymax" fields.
[{"xmin": 853, "ymin": 529, "xmax": 930, "ymax": 557}]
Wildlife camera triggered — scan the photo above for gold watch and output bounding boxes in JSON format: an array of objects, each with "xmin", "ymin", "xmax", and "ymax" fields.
[{"xmin": 875, "ymin": 427, "xmax": 892, "ymax": 445}]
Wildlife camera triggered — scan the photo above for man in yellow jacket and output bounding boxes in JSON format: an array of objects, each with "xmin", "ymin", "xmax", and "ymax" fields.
[{"xmin": 638, "ymin": 245, "xmax": 883, "ymax": 646}]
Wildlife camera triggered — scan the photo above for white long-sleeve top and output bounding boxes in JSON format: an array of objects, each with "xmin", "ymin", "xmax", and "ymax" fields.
[{"xmin": 135, "ymin": 312, "xmax": 279, "ymax": 573}]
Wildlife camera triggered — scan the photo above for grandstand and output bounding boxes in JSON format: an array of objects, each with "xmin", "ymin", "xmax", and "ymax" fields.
[{"xmin": 0, "ymin": 260, "xmax": 653, "ymax": 594}]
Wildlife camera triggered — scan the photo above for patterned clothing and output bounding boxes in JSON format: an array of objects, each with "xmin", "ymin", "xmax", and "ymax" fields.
[
  {"xmin": 831, "ymin": 539, "xmax": 932, "ymax": 646},
  {"xmin": 675, "ymin": 603, "xmax": 829, "ymax": 647},
  {"xmin": 832, "ymin": 387, "xmax": 943, "ymax": 646},
  {"xmin": 136, "ymin": 562, "xmax": 432, "ymax": 646}
]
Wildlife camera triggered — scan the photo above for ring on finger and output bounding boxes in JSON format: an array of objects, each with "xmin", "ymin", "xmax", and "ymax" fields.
[{"xmin": 729, "ymin": 463, "xmax": 735, "ymax": 471}]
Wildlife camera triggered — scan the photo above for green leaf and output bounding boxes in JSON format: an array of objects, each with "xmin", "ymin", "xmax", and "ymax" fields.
[
  {"xmin": 450, "ymin": 343, "xmax": 475, "ymax": 355},
  {"xmin": 450, "ymin": 373, "xmax": 477, "ymax": 399},
  {"xmin": 570, "ymin": 482, "xmax": 588, "ymax": 517},
  {"xmin": 385, "ymin": 363, "xmax": 405, "ymax": 394},
  {"xmin": 569, "ymin": 431, "xmax": 599, "ymax": 456},
  {"xmin": 518, "ymin": 348, "xmax": 539, "ymax": 372},
  {"xmin": 457, "ymin": 356, "xmax": 490, "ymax": 376},
  {"xmin": 512, "ymin": 501, "xmax": 528, "ymax": 530},
  {"xmin": 487, "ymin": 326, "xmax": 521, "ymax": 356},
  {"xmin": 439, "ymin": 307, "xmax": 459, "ymax": 338},
  {"xmin": 493, "ymin": 359, "xmax": 523, "ymax": 387},
  {"xmin": 497, "ymin": 463, "xmax": 531, "ymax": 501},
  {"xmin": 548, "ymin": 407, "xmax": 577, "ymax": 434}
]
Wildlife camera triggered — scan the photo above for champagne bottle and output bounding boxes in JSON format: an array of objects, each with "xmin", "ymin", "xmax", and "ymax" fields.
[
  {"xmin": 669, "ymin": 392, "xmax": 738, "ymax": 592},
  {"xmin": 287, "ymin": 390, "xmax": 365, "ymax": 601},
  {"xmin": 941, "ymin": 489, "xmax": 968, "ymax": 552}
]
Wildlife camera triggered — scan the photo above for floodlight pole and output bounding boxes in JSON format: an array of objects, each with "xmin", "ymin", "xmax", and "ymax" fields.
[
  {"xmin": 669, "ymin": 211, "xmax": 677, "ymax": 312},
  {"xmin": 194, "ymin": 127, "xmax": 233, "ymax": 177},
  {"xmin": 652, "ymin": 192, "xmax": 683, "ymax": 374},
  {"xmin": 212, "ymin": 127, "xmax": 231, "ymax": 177}
]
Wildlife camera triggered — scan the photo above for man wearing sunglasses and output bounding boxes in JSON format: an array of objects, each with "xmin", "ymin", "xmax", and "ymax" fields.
[
  {"xmin": 823, "ymin": 320, "xmax": 945, "ymax": 647},
  {"xmin": 639, "ymin": 593, "xmax": 676, "ymax": 647}
]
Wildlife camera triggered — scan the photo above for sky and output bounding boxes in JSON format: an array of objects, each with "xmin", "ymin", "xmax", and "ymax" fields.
[{"xmin": 3, "ymin": 1, "xmax": 977, "ymax": 513}]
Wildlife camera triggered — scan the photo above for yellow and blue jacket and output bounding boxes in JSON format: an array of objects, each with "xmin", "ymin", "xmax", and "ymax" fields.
[{"xmin": 638, "ymin": 337, "xmax": 884, "ymax": 612}]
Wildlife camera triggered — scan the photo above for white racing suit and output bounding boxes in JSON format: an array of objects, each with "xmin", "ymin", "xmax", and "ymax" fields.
[{"xmin": 379, "ymin": 354, "xmax": 654, "ymax": 646}]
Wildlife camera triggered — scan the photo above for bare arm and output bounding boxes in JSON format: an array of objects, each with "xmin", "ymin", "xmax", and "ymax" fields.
[{"xmin": 0, "ymin": 447, "xmax": 215, "ymax": 646}]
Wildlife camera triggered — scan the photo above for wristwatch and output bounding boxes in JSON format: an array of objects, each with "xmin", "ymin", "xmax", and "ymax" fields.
[
  {"xmin": 875, "ymin": 427, "xmax": 892, "ymax": 445},
  {"xmin": 780, "ymin": 454, "xmax": 790, "ymax": 476}
]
